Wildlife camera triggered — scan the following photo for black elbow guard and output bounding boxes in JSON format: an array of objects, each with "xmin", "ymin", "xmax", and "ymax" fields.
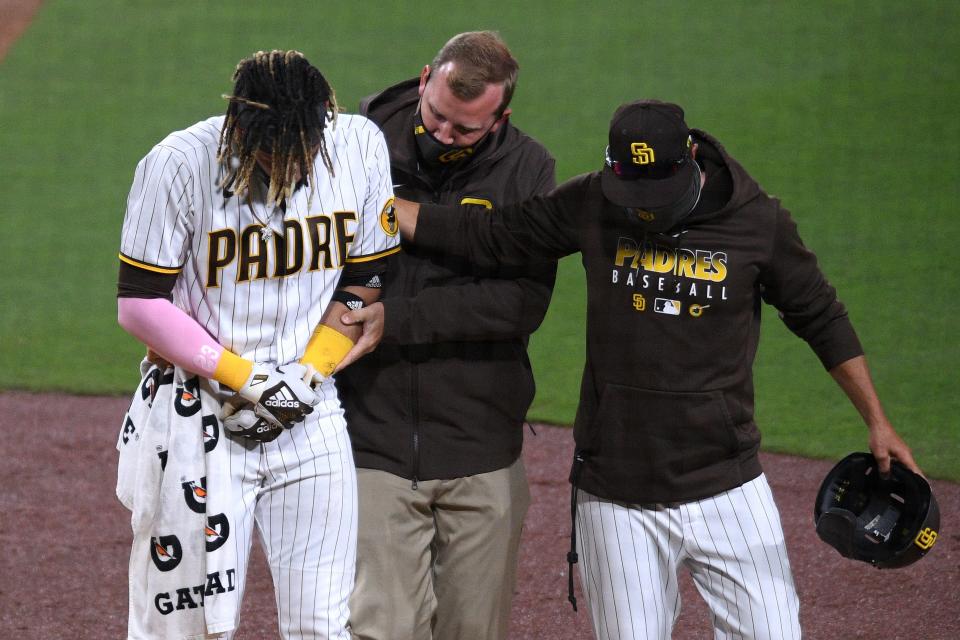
[{"xmin": 337, "ymin": 256, "xmax": 388, "ymax": 288}]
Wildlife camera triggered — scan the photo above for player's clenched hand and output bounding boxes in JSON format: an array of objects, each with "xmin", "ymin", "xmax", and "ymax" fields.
[
  {"xmin": 236, "ymin": 362, "xmax": 319, "ymax": 429},
  {"xmin": 299, "ymin": 363, "xmax": 325, "ymax": 388},
  {"xmin": 335, "ymin": 302, "xmax": 385, "ymax": 372},
  {"xmin": 222, "ymin": 406, "xmax": 284, "ymax": 442}
]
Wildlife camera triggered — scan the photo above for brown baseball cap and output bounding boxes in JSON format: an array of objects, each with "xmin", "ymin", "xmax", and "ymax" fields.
[{"xmin": 600, "ymin": 100, "xmax": 701, "ymax": 229}]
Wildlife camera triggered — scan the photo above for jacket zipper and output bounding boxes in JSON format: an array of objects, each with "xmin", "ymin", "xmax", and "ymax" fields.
[
  {"xmin": 404, "ymin": 181, "xmax": 448, "ymax": 492},
  {"xmin": 410, "ymin": 351, "xmax": 420, "ymax": 490}
]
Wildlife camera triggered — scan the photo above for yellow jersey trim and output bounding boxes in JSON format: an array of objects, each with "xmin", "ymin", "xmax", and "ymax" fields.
[
  {"xmin": 119, "ymin": 253, "xmax": 182, "ymax": 275},
  {"xmin": 345, "ymin": 245, "xmax": 402, "ymax": 263}
]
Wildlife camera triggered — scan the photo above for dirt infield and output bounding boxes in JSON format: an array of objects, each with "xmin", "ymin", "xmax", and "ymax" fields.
[{"xmin": 0, "ymin": 390, "xmax": 957, "ymax": 639}]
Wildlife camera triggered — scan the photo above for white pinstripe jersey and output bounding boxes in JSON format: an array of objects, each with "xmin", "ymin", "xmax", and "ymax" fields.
[{"xmin": 119, "ymin": 114, "xmax": 399, "ymax": 365}]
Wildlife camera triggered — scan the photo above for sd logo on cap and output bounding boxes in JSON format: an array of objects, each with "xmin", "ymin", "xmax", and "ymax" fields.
[{"xmin": 601, "ymin": 100, "xmax": 703, "ymax": 233}]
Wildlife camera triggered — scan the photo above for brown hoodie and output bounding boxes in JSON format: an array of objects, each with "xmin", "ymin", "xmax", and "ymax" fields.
[{"xmin": 415, "ymin": 130, "xmax": 863, "ymax": 503}]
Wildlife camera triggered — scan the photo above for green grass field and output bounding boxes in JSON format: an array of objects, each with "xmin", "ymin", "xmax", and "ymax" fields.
[{"xmin": 1, "ymin": 1, "xmax": 957, "ymax": 480}]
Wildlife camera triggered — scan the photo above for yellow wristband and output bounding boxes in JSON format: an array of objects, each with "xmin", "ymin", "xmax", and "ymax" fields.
[
  {"xmin": 212, "ymin": 349, "xmax": 254, "ymax": 391},
  {"xmin": 301, "ymin": 325, "xmax": 355, "ymax": 377}
]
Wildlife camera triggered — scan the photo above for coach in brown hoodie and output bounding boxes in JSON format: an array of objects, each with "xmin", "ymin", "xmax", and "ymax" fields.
[
  {"xmin": 370, "ymin": 100, "xmax": 922, "ymax": 640},
  {"xmin": 335, "ymin": 32, "xmax": 556, "ymax": 640}
]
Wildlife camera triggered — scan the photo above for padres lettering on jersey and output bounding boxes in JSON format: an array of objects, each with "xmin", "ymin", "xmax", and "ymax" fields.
[
  {"xmin": 206, "ymin": 212, "xmax": 360, "ymax": 286},
  {"xmin": 119, "ymin": 114, "xmax": 399, "ymax": 364}
]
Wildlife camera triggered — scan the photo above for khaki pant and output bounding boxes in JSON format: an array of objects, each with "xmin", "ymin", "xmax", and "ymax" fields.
[{"xmin": 349, "ymin": 458, "xmax": 530, "ymax": 640}]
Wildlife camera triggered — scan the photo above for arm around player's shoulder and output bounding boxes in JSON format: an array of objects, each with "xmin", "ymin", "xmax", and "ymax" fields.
[{"xmin": 507, "ymin": 171, "xmax": 595, "ymax": 257}]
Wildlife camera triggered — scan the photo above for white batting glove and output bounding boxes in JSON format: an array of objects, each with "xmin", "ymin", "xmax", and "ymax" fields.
[
  {"xmin": 236, "ymin": 362, "xmax": 319, "ymax": 429},
  {"xmin": 300, "ymin": 363, "xmax": 326, "ymax": 388},
  {"xmin": 222, "ymin": 406, "xmax": 284, "ymax": 442}
]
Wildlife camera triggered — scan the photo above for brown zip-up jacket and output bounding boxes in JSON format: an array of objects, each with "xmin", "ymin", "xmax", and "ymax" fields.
[{"xmin": 336, "ymin": 79, "xmax": 557, "ymax": 481}]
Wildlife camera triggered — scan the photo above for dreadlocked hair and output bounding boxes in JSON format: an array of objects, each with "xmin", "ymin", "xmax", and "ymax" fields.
[{"xmin": 218, "ymin": 50, "xmax": 339, "ymax": 206}]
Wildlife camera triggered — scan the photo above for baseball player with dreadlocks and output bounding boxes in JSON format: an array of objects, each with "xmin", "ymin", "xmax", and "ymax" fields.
[{"xmin": 116, "ymin": 50, "xmax": 397, "ymax": 639}]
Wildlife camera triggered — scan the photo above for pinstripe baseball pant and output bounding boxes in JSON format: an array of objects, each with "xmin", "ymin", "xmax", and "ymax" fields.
[
  {"xmin": 220, "ymin": 384, "xmax": 358, "ymax": 640},
  {"xmin": 575, "ymin": 474, "xmax": 801, "ymax": 640}
]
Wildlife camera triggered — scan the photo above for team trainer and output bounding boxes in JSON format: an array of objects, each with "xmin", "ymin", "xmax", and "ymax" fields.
[{"xmin": 337, "ymin": 32, "xmax": 556, "ymax": 640}]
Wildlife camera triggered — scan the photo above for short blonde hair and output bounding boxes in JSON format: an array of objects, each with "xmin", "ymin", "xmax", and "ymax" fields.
[{"xmin": 431, "ymin": 31, "xmax": 518, "ymax": 116}]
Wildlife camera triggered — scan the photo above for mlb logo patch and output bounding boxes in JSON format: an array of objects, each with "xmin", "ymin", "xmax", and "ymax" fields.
[{"xmin": 654, "ymin": 298, "xmax": 682, "ymax": 315}]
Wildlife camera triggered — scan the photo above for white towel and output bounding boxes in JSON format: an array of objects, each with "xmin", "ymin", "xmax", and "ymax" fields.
[{"xmin": 117, "ymin": 362, "xmax": 238, "ymax": 640}]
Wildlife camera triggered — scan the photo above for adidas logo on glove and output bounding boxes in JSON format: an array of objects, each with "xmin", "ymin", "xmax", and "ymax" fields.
[
  {"xmin": 264, "ymin": 387, "xmax": 302, "ymax": 409},
  {"xmin": 265, "ymin": 398, "xmax": 302, "ymax": 408}
]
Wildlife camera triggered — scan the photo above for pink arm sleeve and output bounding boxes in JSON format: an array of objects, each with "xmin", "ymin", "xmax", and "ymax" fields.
[{"xmin": 117, "ymin": 297, "xmax": 225, "ymax": 377}]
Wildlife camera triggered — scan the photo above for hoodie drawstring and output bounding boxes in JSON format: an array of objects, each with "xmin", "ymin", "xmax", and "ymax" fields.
[{"xmin": 567, "ymin": 451, "xmax": 586, "ymax": 611}]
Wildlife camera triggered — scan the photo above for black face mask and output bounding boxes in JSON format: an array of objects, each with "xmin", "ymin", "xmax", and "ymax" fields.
[
  {"xmin": 413, "ymin": 110, "xmax": 483, "ymax": 168},
  {"xmin": 625, "ymin": 161, "xmax": 703, "ymax": 233}
]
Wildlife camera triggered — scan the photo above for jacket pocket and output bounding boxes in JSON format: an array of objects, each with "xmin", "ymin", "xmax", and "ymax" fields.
[{"xmin": 593, "ymin": 384, "xmax": 738, "ymax": 486}]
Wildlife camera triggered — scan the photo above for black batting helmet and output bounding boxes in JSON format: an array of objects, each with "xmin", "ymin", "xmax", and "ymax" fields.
[{"xmin": 814, "ymin": 452, "xmax": 940, "ymax": 568}]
